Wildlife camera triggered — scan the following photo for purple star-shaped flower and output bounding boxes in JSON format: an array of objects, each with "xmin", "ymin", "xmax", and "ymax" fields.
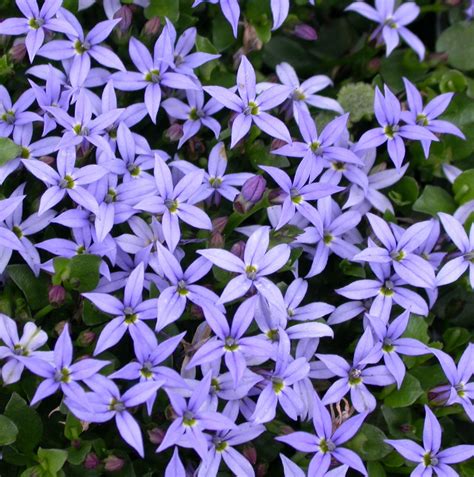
[
  {"xmin": 385, "ymin": 405, "xmax": 474, "ymax": 476},
  {"xmin": 277, "ymin": 393, "xmax": 368, "ymax": 476},
  {"xmin": 198, "ymin": 226, "xmax": 290, "ymax": 306},
  {"xmin": 0, "ymin": 0, "xmax": 76, "ymax": 61},
  {"xmin": 355, "ymin": 85, "xmax": 438, "ymax": 169},
  {"xmin": 204, "ymin": 56, "xmax": 292, "ymax": 147}
]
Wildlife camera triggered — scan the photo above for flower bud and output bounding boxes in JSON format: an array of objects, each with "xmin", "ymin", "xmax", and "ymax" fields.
[
  {"xmin": 190, "ymin": 304, "xmax": 204, "ymax": 319},
  {"xmin": 256, "ymin": 463, "xmax": 269, "ymax": 477},
  {"xmin": 39, "ymin": 155, "xmax": 55, "ymax": 166},
  {"xmin": 148, "ymin": 427, "xmax": 165, "ymax": 445},
  {"xmin": 54, "ymin": 320, "xmax": 67, "ymax": 336},
  {"xmin": 242, "ymin": 175, "xmax": 266, "ymax": 203},
  {"xmin": 268, "ymin": 187, "xmax": 286, "ymax": 205},
  {"xmin": 209, "ymin": 231, "xmax": 224, "ymax": 248},
  {"xmin": 165, "ymin": 123, "xmax": 183, "ymax": 142},
  {"xmin": 242, "ymin": 445, "xmax": 257, "ymax": 465},
  {"xmin": 114, "ymin": 6, "xmax": 132, "ymax": 33},
  {"xmin": 9, "ymin": 39, "xmax": 26, "ymax": 63},
  {"xmin": 231, "ymin": 241, "xmax": 246, "ymax": 261},
  {"xmin": 84, "ymin": 452, "xmax": 100, "ymax": 470},
  {"xmin": 234, "ymin": 175, "xmax": 266, "ymax": 214},
  {"xmin": 143, "ymin": 17, "xmax": 161, "ymax": 39},
  {"xmin": 212, "ymin": 216, "xmax": 228, "ymax": 234},
  {"xmin": 48, "ymin": 285, "xmax": 66, "ymax": 307},
  {"xmin": 271, "ymin": 138, "xmax": 287, "ymax": 151},
  {"xmin": 293, "ymin": 23, "xmax": 318, "ymax": 41},
  {"xmin": 77, "ymin": 329, "xmax": 96, "ymax": 347},
  {"xmin": 104, "ymin": 455, "xmax": 125, "ymax": 472},
  {"xmin": 428, "ymin": 385, "xmax": 451, "ymax": 406}
]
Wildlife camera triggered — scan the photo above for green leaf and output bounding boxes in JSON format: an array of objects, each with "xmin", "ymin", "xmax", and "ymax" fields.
[
  {"xmin": 0, "ymin": 137, "xmax": 21, "ymax": 166},
  {"xmin": 345, "ymin": 423, "xmax": 392, "ymax": 461},
  {"xmin": 413, "ymin": 185, "xmax": 456, "ymax": 216},
  {"xmin": 389, "ymin": 177, "xmax": 419, "ymax": 207},
  {"xmin": 7, "ymin": 264, "xmax": 50, "ymax": 310},
  {"xmin": 384, "ymin": 373, "xmax": 424, "ymax": 408},
  {"xmin": 0, "ymin": 415, "xmax": 19, "ymax": 446},
  {"xmin": 403, "ymin": 314, "xmax": 430, "ymax": 344},
  {"xmin": 145, "ymin": 0, "xmax": 179, "ymax": 22},
  {"xmin": 5, "ymin": 392, "xmax": 43, "ymax": 452},
  {"xmin": 368, "ymin": 461, "xmax": 386, "ymax": 477},
  {"xmin": 53, "ymin": 254, "xmax": 101, "ymax": 292},
  {"xmin": 453, "ymin": 169, "xmax": 474, "ymax": 205},
  {"xmin": 436, "ymin": 22, "xmax": 474, "ymax": 72},
  {"xmin": 212, "ymin": 13, "xmax": 235, "ymax": 51},
  {"xmin": 337, "ymin": 82, "xmax": 374, "ymax": 122},
  {"xmin": 37, "ymin": 448, "xmax": 68, "ymax": 474},
  {"xmin": 67, "ymin": 441, "xmax": 91, "ymax": 465},
  {"xmin": 64, "ymin": 413, "xmax": 83, "ymax": 441},
  {"xmin": 443, "ymin": 327, "xmax": 471, "ymax": 353},
  {"xmin": 381, "ymin": 405, "xmax": 415, "ymax": 439}
]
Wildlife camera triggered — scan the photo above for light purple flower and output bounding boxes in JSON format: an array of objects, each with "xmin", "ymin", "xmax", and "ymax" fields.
[
  {"xmin": 198, "ymin": 226, "xmax": 290, "ymax": 307},
  {"xmin": 346, "ymin": 0, "xmax": 425, "ymax": 60},
  {"xmin": 0, "ymin": 314, "xmax": 52, "ymax": 385},
  {"xmin": 355, "ymin": 85, "xmax": 438, "ymax": 169},
  {"xmin": 277, "ymin": 393, "xmax": 368, "ymax": 476},
  {"xmin": 38, "ymin": 10, "xmax": 125, "ymax": 83},
  {"xmin": 112, "ymin": 32, "xmax": 200, "ymax": 123},
  {"xmin": 204, "ymin": 56, "xmax": 292, "ymax": 147},
  {"xmin": 0, "ymin": 0, "xmax": 76, "ymax": 61},
  {"xmin": 20, "ymin": 324, "xmax": 109, "ymax": 405},
  {"xmin": 430, "ymin": 344, "xmax": 474, "ymax": 421},
  {"xmin": 134, "ymin": 157, "xmax": 212, "ymax": 252},
  {"xmin": 385, "ymin": 405, "xmax": 474, "ymax": 476},
  {"xmin": 436, "ymin": 213, "xmax": 474, "ymax": 288},
  {"xmin": 317, "ymin": 327, "xmax": 396, "ymax": 412},
  {"xmin": 82, "ymin": 263, "xmax": 157, "ymax": 355},
  {"xmin": 21, "ymin": 147, "xmax": 107, "ymax": 215}
]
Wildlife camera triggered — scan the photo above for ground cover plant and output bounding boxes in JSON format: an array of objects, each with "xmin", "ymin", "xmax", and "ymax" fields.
[{"xmin": 0, "ymin": 0, "xmax": 473, "ymax": 475}]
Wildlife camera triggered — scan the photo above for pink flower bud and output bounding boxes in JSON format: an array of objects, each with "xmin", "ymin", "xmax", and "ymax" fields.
[
  {"xmin": 293, "ymin": 24, "xmax": 318, "ymax": 41},
  {"xmin": 84, "ymin": 453, "xmax": 100, "ymax": 470},
  {"xmin": 231, "ymin": 241, "xmax": 246, "ymax": 260},
  {"xmin": 143, "ymin": 17, "xmax": 161, "ymax": 38},
  {"xmin": 104, "ymin": 455, "xmax": 125, "ymax": 472},
  {"xmin": 48, "ymin": 285, "xmax": 66, "ymax": 306},
  {"xmin": 166, "ymin": 123, "xmax": 183, "ymax": 142},
  {"xmin": 148, "ymin": 427, "xmax": 165, "ymax": 445}
]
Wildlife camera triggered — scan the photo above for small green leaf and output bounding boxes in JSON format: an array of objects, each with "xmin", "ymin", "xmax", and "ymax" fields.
[
  {"xmin": 37, "ymin": 448, "xmax": 68, "ymax": 474},
  {"xmin": 384, "ymin": 373, "xmax": 424, "ymax": 408},
  {"xmin": 145, "ymin": 0, "xmax": 179, "ymax": 22},
  {"xmin": 0, "ymin": 415, "xmax": 19, "ymax": 446},
  {"xmin": 345, "ymin": 423, "xmax": 392, "ymax": 461},
  {"xmin": 443, "ymin": 327, "xmax": 471, "ymax": 353},
  {"xmin": 67, "ymin": 441, "xmax": 91, "ymax": 465},
  {"xmin": 337, "ymin": 82, "xmax": 374, "ymax": 122},
  {"xmin": 389, "ymin": 177, "xmax": 419, "ymax": 207},
  {"xmin": 5, "ymin": 392, "xmax": 43, "ymax": 452},
  {"xmin": 436, "ymin": 22, "xmax": 474, "ymax": 72},
  {"xmin": 0, "ymin": 137, "xmax": 21, "ymax": 166},
  {"xmin": 453, "ymin": 169, "xmax": 474, "ymax": 205},
  {"xmin": 413, "ymin": 185, "xmax": 456, "ymax": 216},
  {"xmin": 7, "ymin": 265, "xmax": 50, "ymax": 310},
  {"xmin": 53, "ymin": 254, "xmax": 101, "ymax": 292}
]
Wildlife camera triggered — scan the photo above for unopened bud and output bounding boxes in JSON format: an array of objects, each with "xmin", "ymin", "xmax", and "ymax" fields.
[
  {"xmin": 190, "ymin": 304, "xmax": 204, "ymax": 319},
  {"xmin": 271, "ymin": 138, "xmax": 287, "ymax": 151},
  {"xmin": 212, "ymin": 216, "xmax": 228, "ymax": 233},
  {"xmin": 256, "ymin": 463, "xmax": 269, "ymax": 477},
  {"xmin": 9, "ymin": 39, "xmax": 26, "ymax": 63},
  {"xmin": 242, "ymin": 175, "xmax": 266, "ymax": 202},
  {"xmin": 49, "ymin": 285, "xmax": 66, "ymax": 307},
  {"xmin": 428, "ymin": 385, "xmax": 450, "ymax": 406},
  {"xmin": 268, "ymin": 188, "xmax": 286, "ymax": 205},
  {"xmin": 54, "ymin": 320, "xmax": 67, "ymax": 336},
  {"xmin": 77, "ymin": 329, "xmax": 96, "ymax": 347},
  {"xmin": 114, "ymin": 6, "xmax": 132, "ymax": 33},
  {"xmin": 143, "ymin": 17, "xmax": 161, "ymax": 38},
  {"xmin": 293, "ymin": 23, "xmax": 318, "ymax": 41},
  {"xmin": 231, "ymin": 241, "xmax": 246, "ymax": 261},
  {"xmin": 104, "ymin": 455, "xmax": 125, "ymax": 472},
  {"xmin": 242, "ymin": 445, "xmax": 257, "ymax": 465},
  {"xmin": 39, "ymin": 155, "xmax": 55, "ymax": 166},
  {"xmin": 165, "ymin": 123, "xmax": 183, "ymax": 142},
  {"xmin": 84, "ymin": 452, "xmax": 100, "ymax": 470},
  {"xmin": 399, "ymin": 423, "xmax": 415, "ymax": 434},
  {"xmin": 209, "ymin": 231, "xmax": 224, "ymax": 248},
  {"xmin": 234, "ymin": 175, "xmax": 266, "ymax": 214},
  {"xmin": 148, "ymin": 427, "xmax": 165, "ymax": 445}
]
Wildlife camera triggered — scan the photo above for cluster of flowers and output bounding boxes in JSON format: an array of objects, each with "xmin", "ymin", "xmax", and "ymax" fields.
[{"xmin": 0, "ymin": 0, "xmax": 473, "ymax": 476}]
